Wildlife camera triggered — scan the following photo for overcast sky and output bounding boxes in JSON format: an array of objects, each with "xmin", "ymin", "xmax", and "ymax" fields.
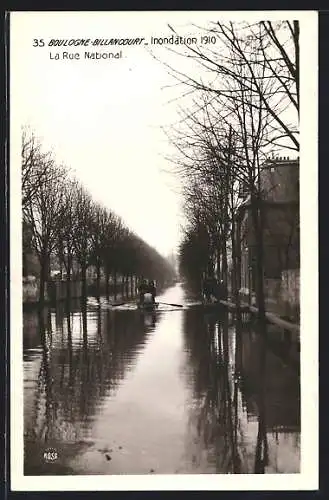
[
  {"xmin": 11, "ymin": 11, "xmax": 314, "ymax": 258},
  {"xmin": 11, "ymin": 12, "xmax": 210, "ymax": 257}
]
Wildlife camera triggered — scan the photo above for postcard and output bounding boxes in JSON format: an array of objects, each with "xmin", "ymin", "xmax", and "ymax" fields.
[{"xmin": 9, "ymin": 10, "xmax": 318, "ymax": 491}]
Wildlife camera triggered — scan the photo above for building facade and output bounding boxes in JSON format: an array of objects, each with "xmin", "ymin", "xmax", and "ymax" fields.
[{"xmin": 236, "ymin": 157, "xmax": 300, "ymax": 316}]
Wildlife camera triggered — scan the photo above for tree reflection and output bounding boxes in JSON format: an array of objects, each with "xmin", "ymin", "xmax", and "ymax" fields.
[
  {"xmin": 24, "ymin": 302, "xmax": 160, "ymax": 457},
  {"xmin": 182, "ymin": 307, "xmax": 300, "ymax": 474},
  {"xmin": 183, "ymin": 309, "xmax": 241, "ymax": 472},
  {"xmin": 253, "ymin": 334, "xmax": 269, "ymax": 473},
  {"xmin": 28, "ymin": 309, "xmax": 56, "ymax": 443},
  {"xmin": 66, "ymin": 307, "xmax": 74, "ymax": 390},
  {"xmin": 220, "ymin": 312, "xmax": 241, "ymax": 473}
]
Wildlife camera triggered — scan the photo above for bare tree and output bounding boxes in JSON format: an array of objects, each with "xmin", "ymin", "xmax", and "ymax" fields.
[
  {"xmin": 160, "ymin": 20, "xmax": 299, "ymax": 151},
  {"xmin": 98, "ymin": 212, "xmax": 125, "ymax": 296},
  {"xmin": 22, "ymin": 128, "xmax": 58, "ymax": 213},
  {"xmin": 88, "ymin": 204, "xmax": 127, "ymax": 296},
  {"xmin": 168, "ymin": 94, "xmax": 242, "ymax": 302},
  {"xmin": 56, "ymin": 177, "xmax": 80, "ymax": 298},
  {"xmin": 23, "ymin": 157, "xmax": 67, "ymax": 303},
  {"xmin": 89, "ymin": 203, "xmax": 107, "ymax": 294},
  {"xmin": 22, "ymin": 127, "xmax": 176, "ymax": 304},
  {"xmin": 164, "ymin": 20, "xmax": 299, "ymax": 326},
  {"xmin": 71, "ymin": 186, "xmax": 94, "ymax": 297}
]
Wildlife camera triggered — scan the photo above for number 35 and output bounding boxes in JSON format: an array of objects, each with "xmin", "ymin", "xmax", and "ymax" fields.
[{"xmin": 33, "ymin": 39, "xmax": 45, "ymax": 47}]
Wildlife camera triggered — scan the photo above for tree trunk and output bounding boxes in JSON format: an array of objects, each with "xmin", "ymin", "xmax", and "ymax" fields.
[
  {"xmin": 39, "ymin": 270, "xmax": 45, "ymax": 305},
  {"xmin": 221, "ymin": 237, "xmax": 228, "ymax": 300},
  {"xmin": 254, "ymin": 335, "xmax": 268, "ymax": 473},
  {"xmin": 113, "ymin": 271, "xmax": 117, "ymax": 300},
  {"xmin": 66, "ymin": 255, "xmax": 72, "ymax": 302},
  {"xmin": 39, "ymin": 253, "xmax": 48, "ymax": 305},
  {"xmin": 23, "ymin": 252, "xmax": 27, "ymax": 277},
  {"xmin": 58, "ymin": 241, "xmax": 64, "ymax": 280},
  {"xmin": 67, "ymin": 313, "xmax": 73, "ymax": 386},
  {"xmin": 231, "ymin": 217, "xmax": 242, "ymax": 320},
  {"xmin": 105, "ymin": 267, "xmax": 110, "ymax": 297},
  {"xmin": 250, "ymin": 194, "xmax": 267, "ymax": 333},
  {"xmin": 81, "ymin": 297, "xmax": 88, "ymax": 350},
  {"xmin": 96, "ymin": 259, "xmax": 101, "ymax": 297},
  {"xmin": 81, "ymin": 261, "xmax": 87, "ymax": 299},
  {"xmin": 216, "ymin": 248, "xmax": 221, "ymax": 281}
]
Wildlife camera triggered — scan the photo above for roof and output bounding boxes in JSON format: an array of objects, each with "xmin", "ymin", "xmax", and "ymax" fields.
[{"xmin": 264, "ymin": 157, "xmax": 299, "ymax": 167}]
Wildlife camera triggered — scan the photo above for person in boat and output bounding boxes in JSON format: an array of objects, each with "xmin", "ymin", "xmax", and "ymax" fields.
[
  {"xmin": 148, "ymin": 280, "xmax": 156, "ymax": 304},
  {"xmin": 138, "ymin": 278, "xmax": 149, "ymax": 305}
]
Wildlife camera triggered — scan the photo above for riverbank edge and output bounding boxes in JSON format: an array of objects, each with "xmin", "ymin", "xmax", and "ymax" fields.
[{"xmin": 219, "ymin": 299, "xmax": 300, "ymax": 334}]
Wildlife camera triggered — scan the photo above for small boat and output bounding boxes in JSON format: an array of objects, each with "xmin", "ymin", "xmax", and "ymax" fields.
[
  {"xmin": 201, "ymin": 301, "xmax": 224, "ymax": 311},
  {"xmin": 137, "ymin": 302, "xmax": 159, "ymax": 312},
  {"xmin": 137, "ymin": 292, "xmax": 158, "ymax": 312}
]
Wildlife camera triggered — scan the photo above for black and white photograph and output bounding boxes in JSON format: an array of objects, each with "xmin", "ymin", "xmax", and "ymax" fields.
[{"xmin": 10, "ymin": 11, "xmax": 318, "ymax": 490}]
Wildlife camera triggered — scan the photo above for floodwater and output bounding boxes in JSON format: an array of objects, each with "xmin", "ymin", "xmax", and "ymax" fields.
[{"xmin": 23, "ymin": 283, "xmax": 300, "ymax": 475}]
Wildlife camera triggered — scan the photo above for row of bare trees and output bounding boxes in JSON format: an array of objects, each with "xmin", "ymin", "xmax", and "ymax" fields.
[
  {"xmin": 163, "ymin": 20, "xmax": 299, "ymax": 324},
  {"xmin": 22, "ymin": 129, "xmax": 175, "ymax": 303}
]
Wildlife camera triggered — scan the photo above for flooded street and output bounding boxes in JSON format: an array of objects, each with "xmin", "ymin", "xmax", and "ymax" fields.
[{"xmin": 23, "ymin": 283, "xmax": 300, "ymax": 475}]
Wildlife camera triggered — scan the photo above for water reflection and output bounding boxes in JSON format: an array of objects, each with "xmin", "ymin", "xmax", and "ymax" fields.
[
  {"xmin": 23, "ymin": 285, "xmax": 300, "ymax": 475},
  {"xmin": 24, "ymin": 299, "xmax": 161, "ymax": 474},
  {"xmin": 182, "ymin": 309, "xmax": 300, "ymax": 474}
]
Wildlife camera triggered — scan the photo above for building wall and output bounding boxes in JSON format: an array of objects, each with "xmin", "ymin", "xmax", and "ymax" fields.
[
  {"xmin": 281, "ymin": 269, "xmax": 300, "ymax": 319},
  {"xmin": 236, "ymin": 158, "xmax": 300, "ymax": 315},
  {"xmin": 261, "ymin": 158, "xmax": 299, "ymax": 203},
  {"xmin": 239, "ymin": 202, "xmax": 299, "ymax": 249}
]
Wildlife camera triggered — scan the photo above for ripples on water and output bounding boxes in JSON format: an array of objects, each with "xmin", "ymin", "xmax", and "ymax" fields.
[{"xmin": 23, "ymin": 285, "xmax": 300, "ymax": 475}]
